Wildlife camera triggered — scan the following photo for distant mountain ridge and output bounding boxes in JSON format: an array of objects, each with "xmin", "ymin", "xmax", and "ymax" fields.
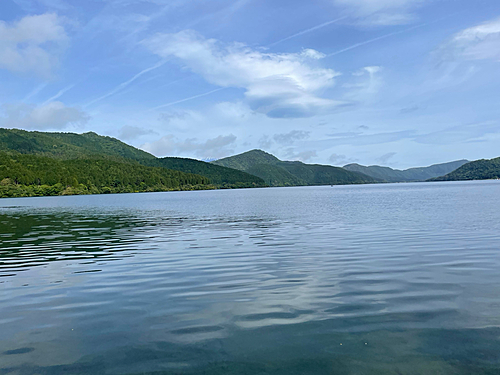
[
  {"xmin": 343, "ymin": 160, "xmax": 469, "ymax": 182},
  {"xmin": 430, "ymin": 157, "xmax": 500, "ymax": 181},
  {"xmin": 212, "ymin": 149, "xmax": 378, "ymax": 186}
]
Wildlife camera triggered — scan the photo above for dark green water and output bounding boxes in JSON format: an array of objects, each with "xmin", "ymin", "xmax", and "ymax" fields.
[{"xmin": 1, "ymin": 181, "xmax": 500, "ymax": 374}]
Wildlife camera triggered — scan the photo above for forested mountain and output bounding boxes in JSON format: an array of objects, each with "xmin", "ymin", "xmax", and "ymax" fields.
[
  {"xmin": 212, "ymin": 149, "xmax": 377, "ymax": 186},
  {"xmin": 343, "ymin": 160, "xmax": 469, "ymax": 182},
  {"xmin": 0, "ymin": 128, "xmax": 155, "ymax": 161},
  {"xmin": 0, "ymin": 128, "xmax": 266, "ymax": 198},
  {"xmin": 212, "ymin": 149, "xmax": 281, "ymax": 171},
  {"xmin": 430, "ymin": 157, "xmax": 500, "ymax": 181},
  {"xmin": 0, "ymin": 151, "xmax": 210, "ymax": 198}
]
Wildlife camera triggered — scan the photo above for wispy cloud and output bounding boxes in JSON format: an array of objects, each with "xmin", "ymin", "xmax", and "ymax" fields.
[
  {"xmin": 343, "ymin": 66, "xmax": 383, "ymax": 101},
  {"xmin": 118, "ymin": 125, "xmax": 156, "ymax": 141},
  {"xmin": 437, "ymin": 17, "xmax": 500, "ymax": 62},
  {"xmin": 376, "ymin": 151, "xmax": 397, "ymax": 163},
  {"xmin": 284, "ymin": 148, "xmax": 317, "ymax": 162},
  {"xmin": 273, "ymin": 130, "xmax": 310, "ymax": 144}
]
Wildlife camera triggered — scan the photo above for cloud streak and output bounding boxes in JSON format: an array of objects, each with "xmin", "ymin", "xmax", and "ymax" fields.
[{"xmin": 438, "ymin": 17, "xmax": 500, "ymax": 61}]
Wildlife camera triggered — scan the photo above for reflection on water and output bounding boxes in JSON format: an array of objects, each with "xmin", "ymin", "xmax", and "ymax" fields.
[{"xmin": 1, "ymin": 181, "xmax": 500, "ymax": 374}]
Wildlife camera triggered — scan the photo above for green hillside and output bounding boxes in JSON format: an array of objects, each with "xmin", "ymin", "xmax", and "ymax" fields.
[
  {"xmin": 279, "ymin": 161, "xmax": 375, "ymax": 185},
  {"xmin": 145, "ymin": 157, "xmax": 266, "ymax": 188},
  {"xmin": 0, "ymin": 151, "xmax": 210, "ymax": 198},
  {"xmin": 344, "ymin": 160, "xmax": 469, "ymax": 182},
  {"xmin": 213, "ymin": 149, "xmax": 281, "ymax": 170},
  {"xmin": 0, "ymin": 128, "xmax": 155, "ymax": 161},
  {"xmin": 246, "ymin": 163, "xmax": 306, "ymax": 187},
  {"xmin": 430, "ymin": 157, "xmax": 500, "ymax": 181},
  {"xmin": 213, "ymin": 149, "xmax": 377, "ymax": 186},
  {"xmin": 0, "ymin": 128, "xmax": 266, "ymax": 194}
]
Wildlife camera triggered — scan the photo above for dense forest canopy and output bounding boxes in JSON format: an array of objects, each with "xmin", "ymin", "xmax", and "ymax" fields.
[{"xmin": 0, "ymin": 151, "xmax": 211, "ymax": 198}]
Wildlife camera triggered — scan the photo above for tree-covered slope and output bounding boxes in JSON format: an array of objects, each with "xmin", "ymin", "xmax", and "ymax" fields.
[
  {"xmin": 0, "ymin": 128, "xmax": 267, "ymax": 190},
  {"xmin": 246, "ymin": 163, "xmax": 306, "ymax": 187},
  {"xmin": 145, "ymin": 157, "xmax": 266, "ymax": 188},
  {"xmin": 279, "ymin": 161, "xmax": 376, "ymax": 185},
  {"xmin": 213, "ymin": 149, "xmax": 377, "ymax": 186},
  {"xmin": 0, "ymin": 128, "xmax": 155, "ymax": 161},
  {"xmin": 0, "ymin": 151, "xmax": 211, "ymax": 198},
  {"xmin": 430, "ymin": 157, "xmax": 500, "ymax": 181},
  {"xmin": 344, "ymin": 160, "xmax": 469, "ymax": 182},
  {"xmin": 213, "ymin": 149, "xmax": 281, "ymax": 170}
]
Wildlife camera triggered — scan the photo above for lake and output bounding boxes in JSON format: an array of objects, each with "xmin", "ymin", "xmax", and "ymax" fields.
[{"xmin": 1, "ymin": 181, "xmax": 500, "ymax": 374}]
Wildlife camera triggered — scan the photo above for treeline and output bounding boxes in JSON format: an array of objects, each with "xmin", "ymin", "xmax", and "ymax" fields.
[
  {"xmin": 144, "ymin": 157, "xmax": 267, "ymax": 188},
  {"xmin": 0, "ymin": 152, "xmax": 213, "ymax": 198}
]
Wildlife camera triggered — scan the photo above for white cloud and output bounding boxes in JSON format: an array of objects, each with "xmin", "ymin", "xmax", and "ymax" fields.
[
  {"xmin": 118, "ymin": 125, "xmax": 156, "ymax": 140},
  {"xmin": 344, "ymin": 66, "xmax": 383, "ymax": 100},
  {"xmin": 284, "ymin": 148, "xmax": 317, "ymax": 162},
  {"xmin": 0, "ymin": 102, "xmax": 89, "ymax": 130},
  {"xmin": 329, "ymin": 153, "xmax": 357, "ymax": 165},
  {"xmin": 376, "ymin": 151, "xmax": 397, "ymax": 164},
  {"xmin": 334, "ymin": 0, "xmax": 424, "ymax": 25},
  {"xmin": 0, "ymin": 13, "xmax": 68, "ymax": 77},
  {"xmin": 273, "ymin": 130, "xmax": 310, "ymax": 145},
  {"xmin": 12, "ymin": 0, "xmax": 70, "ymax": 11},
  {"xmin": 143, "ymin": 30, "xmax": 342, "ymax": 118},
  {"xmin": 440, "ymin": 17, "xmax": 500, "ymax": 61},
  {"xmin": 141, "ymin": 133, "xmax": 237, "ymax": 158}
]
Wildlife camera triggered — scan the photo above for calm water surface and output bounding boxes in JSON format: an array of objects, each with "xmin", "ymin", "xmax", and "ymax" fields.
[{"xmin": 1, "ymin": 181, "xmax": 500, "ymax": 374}]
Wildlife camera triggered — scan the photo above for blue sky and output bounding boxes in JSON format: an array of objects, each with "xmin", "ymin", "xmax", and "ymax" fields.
[{"xmin": 1, "ymin": 0, "xmax": 499, "ymax": 168}]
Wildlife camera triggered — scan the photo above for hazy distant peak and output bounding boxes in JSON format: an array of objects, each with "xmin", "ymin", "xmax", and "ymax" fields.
[{"xmin": 343, "ymin": 160, "xmax": 470, "ymax": 182}]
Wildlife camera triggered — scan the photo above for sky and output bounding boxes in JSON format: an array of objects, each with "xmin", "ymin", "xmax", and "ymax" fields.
[{"xmin": 0, "ymin": 0, "xmax": 499, "ymax": 168}]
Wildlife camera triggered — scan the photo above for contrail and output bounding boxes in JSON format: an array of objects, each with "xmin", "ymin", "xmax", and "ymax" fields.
[
  {"xmin": 267, "ymin": 15, "xmax": 348, "ymax": 48},
  {"xmin": 325, "ymin": 12, "xmax": 461, "ymax": 58},
  {"xmin": 41, "ymin": 84, "xmax": 76, "ymax": 106},
  {"xmin": 23, "ymin": 83, "xmax": 47, "ymax": 101},
  {"xmin": 325, "ymin": 22, "xmax": 426, "ymax": 57},
  {"xmin": 85, "ymin": 60, "xmax": 166, "ymax": 107},
  {"xmin": 148, "ymin": 87, "xmax": 225, "ymax": 112}
]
